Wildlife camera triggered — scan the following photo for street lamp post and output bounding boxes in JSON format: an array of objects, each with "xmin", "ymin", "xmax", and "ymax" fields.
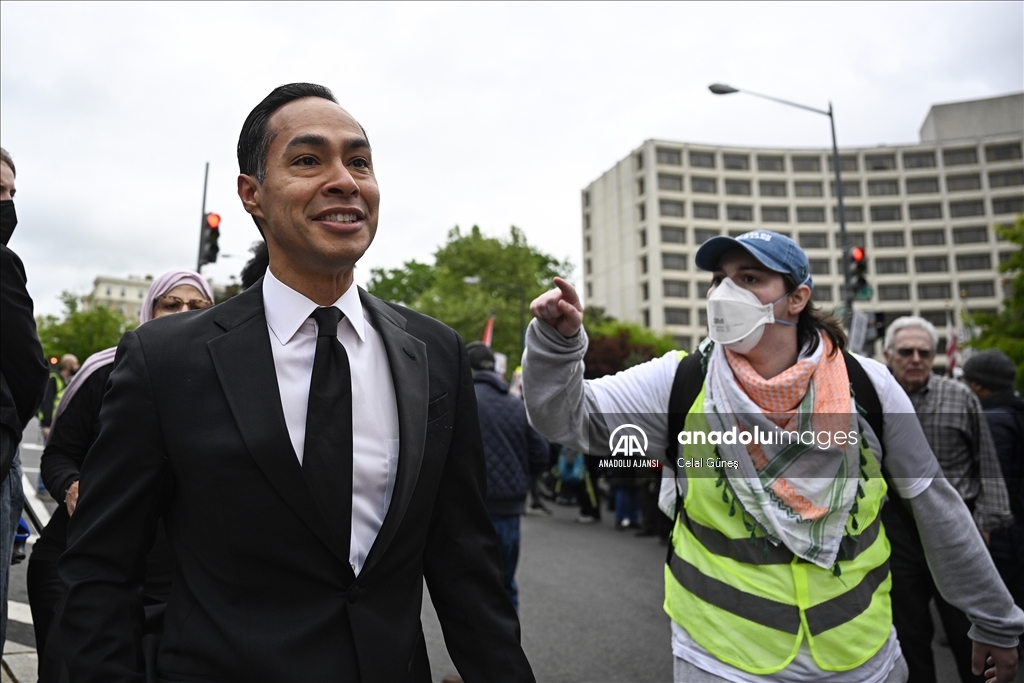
[
  {"xmin": 462, "ymin": 276, "xmax": 526, "ymax": 368},
  {"xmin": 709, "ymin": 84, "xmax": 853, "ymax": 327}
]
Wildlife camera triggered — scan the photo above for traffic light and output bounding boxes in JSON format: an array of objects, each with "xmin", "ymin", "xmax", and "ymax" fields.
[
  {"xmin": 199, "ymin": 212, "xmax": 221, "ymax": 266},
  {"xmin": 850, "ymin": 245, "xmax": 871, "ymax": 300}
]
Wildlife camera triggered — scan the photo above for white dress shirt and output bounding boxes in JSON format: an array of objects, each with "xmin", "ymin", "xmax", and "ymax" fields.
[{"xmin": 262, "ymin": 270, "xmax": 400, "ymax": 575}]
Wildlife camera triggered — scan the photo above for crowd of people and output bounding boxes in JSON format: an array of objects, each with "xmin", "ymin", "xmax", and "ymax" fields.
[{"xmin": 0, "ymin": 80, "xmax": 1021, "ymax": 683}]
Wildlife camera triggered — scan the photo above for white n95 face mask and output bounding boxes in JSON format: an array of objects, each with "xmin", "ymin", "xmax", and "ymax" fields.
[{"xmin": 705, "ymin": 277, "xmax": 795, "ymax": 354}]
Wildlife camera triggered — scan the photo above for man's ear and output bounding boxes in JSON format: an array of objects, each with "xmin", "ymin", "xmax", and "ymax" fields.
[{"xmin": 237, "ymin": 174, "xmax": 264, "ymax": 222}]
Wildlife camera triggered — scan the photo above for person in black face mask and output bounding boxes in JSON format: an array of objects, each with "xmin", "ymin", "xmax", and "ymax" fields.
[{"xmin": 0, "ymin": 146, "xmax": 48, "ymax": 652}]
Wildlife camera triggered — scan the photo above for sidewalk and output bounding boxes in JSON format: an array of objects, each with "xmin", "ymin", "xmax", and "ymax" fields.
[{"xmin": 2, "ymin": 639, "xmax": 36, "ymax": 683}]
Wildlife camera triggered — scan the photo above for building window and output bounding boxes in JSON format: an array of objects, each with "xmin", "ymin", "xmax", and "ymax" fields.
[
  {"xmin": 694, "ymin": 228, "xmax": 719, "ymax": 244},
  {"xmin": 658, "ymin": 174, "xmax": 684, "ymax": 191},
  {"xmin": 120, "ymin": 287, "xmax": 126, "ymax": 297},
  {"xmin": 657, "ymin": 148, "xmax": 682, "ymax": 165},
  {"xmin": 956, "ymin": 253, "xmax": 991, "ymax": 271},
  {"xmin": 661, "ymin": 226, "xmax": 687, "ymax": 243},
  {"xmin": 639, "ymin": 229, "xmax": 647, "ymax": 248},
  {"xmin": 659, "ymin": 200, "xmax": 685, "ymax": 217},
  {"xmin": 915, "ymin": 256, "xmax": 948, "ymax": 273},
  {"xmin": 799, "ymin": 232, "xmax": 828, "ymax": 249},
  {"xmin": 675, "ymin": 336, "xmax": 693, "ymax": 351},
  {"xmin": 949, "ymin": 200, "xmax": 985, "ymax": 218},
  {"xmin": 697, "ymin": 281, "xmax": 712, "ymax": 298},
  {"xmin": 811, "ymin": 286, "xmax": 833, "ymax": 302},
  {"xmin": 796, "ymin": 207, "xmax": 825, "ymax": 223},
  {"xmin": 828, "ymin": 155, "xmax": 859, "ymax": 172},
  {"xmin": 878, "ymin": 284, "xmax": 910, "ymax": 301},
  {"xmin": 637, "ymin": 178, "xmax": 645, "ymax": 196},
  {"xmin": 585, "ymin": 236, "xmax": 591, "ymax": 252},
  {"xmin": 809, "ymin": 258, "xmax": 830, "ymax": 275},
  {"xmin": 834, "ymin": 231, "xmax": 866, "ymax": 247},
  {"xmin": 138, "ymin": 290, "xmax": 144, "ymax": 298},
  {"xmin": 586, "ymin": 283, "xmax": 592, "ymax": 298},
  {"xmin": 990, "ymin": 170, "xmax": 1024, "ymax": 188},
  {"xmin": 873, "ymin": 230, "xmax": 905, "ymax": 248},
  {"xmin": 870, "ymin": 205, "xmax": 902, "ymax": 222},
  {"xmin": 903, "ymin": 151, "xmax": 936, "ymax": 168},
  {"xmin": 757, "ymin": 155, "xmax": 785, "ymax": 172},
  {"xmin": 918, "ymin": 283, "xmax": 951, "ymax": 300},
  {"xmin": 639, "ymin": 256, "xmax": 647, "ymax": 274},
  {"xmin": 689, "ymin": 151, "xmax": 716, "ymax": 168},
  {"xmin": 699, "ymin": 309, "xmax": 708, "ymax": 326},
  {"xmin": 641, "ymin": 282, "xmax": 649, "ymax": 301},
  {"xmin": 693, "ymin": 204, "xmax": 719, "ymax": 221},
  {"xmin": 946, "ymin": 174, "xmax": 981, "ymax": 192},
  {"xmin": 723, "ymin": 154, "xmax": 749, "ymax": 170},
  {"xmin": 999, "ymin": 251, "xmax": 1016, "ymax": 265},
  {"xmin": 875, "ymin": 257, "xmax": 908, "ymax": 274},
  {"xmin": 662, "ymin": 253, "xmax": 688, "ymax": 271},
  {"xmin": 759, "ymin": 181, "xmax": 787, "ymax": 197},
  {"xmin": 642, "ymin": 309, "xmax": 650, "ymax": 327},
  {"xmin": 583, "ymin": 191, "xmax": 590, "ymax": 207},
  {"xmin": 635, "ymin": 152, "xmax": 644, "ymax": 170},
  {"xmin": 865, "ymin": 154, "xmax": 897, "ymax": 171},
  {"xmin": 638, "ymin": 203, "xmax": 646, "ymax": 221},
  {"xmin": 792, "ymin": 156, "xmax": 821, "ymax": 172},
  {"xmin": 867, "ymin": 180, "xmax": 899, "ymax": 196},
  {"xmin": 664, "ymin": 280, "xmax": 689, "ymax": 298},
  {"xmin": 761, "ymin": 206, "xmax": 789, "ymax": 223},
  {"xmin": 906, "ymin": 177, "xmax": 939, "ymax": 194},
  {"xmin": 725, "ymin": 179, "xmax": 751, "ymax": 196},
  {"xmin": 912, "ymin": 229, "xmax": 946, "ymax": 246},
  {"xmin": 985, "ymin": 143, "xmax": 1023, "ymax": 163},
  {"xmin": 665, "ymin": 308, "xmax": 690, "ymax": 326},
  {"xmin": 795, "ymin": 182, "xmax": 824, "ymax": 197},
  {"xmin": 953, "ymin": 226, "xmax": 988, "ymax": 244},
  {"xmin": 726, "ymin": 205, "xmax": 753, "ymax": 222},
  {"xmin": 691, "ymin": 176, "xmax": 718, "ymax": 194},
  {"xmin": 584, "ymin": 214, "xmax": 591, "ymax": 229},
  {"xmin": 962, "ymin": 281, "xmax": 997, "ymax": 298},
  {"xmin": 105, "ymin": 286, "xmax": 111, "ymax": 295},
  {"xmin": 920, "ymin": 311, "xmax": 947, "ymax": 328},
  {"xmin": 828, "ymin": 181, "xmax": 860, "ymax": 197},
  {"xmin": 909, "ymin": 203, "xmax": 942, "ymax": 221},
  {"xmin": 586, "ymin": 259, "xmax": 592, "ymax": 275},
  {"xmin": 943, "ymin": 147, "xmax": 978, "ymax": 166},
  {"xmin": 833, "ymin": 206, "xmax": 864, "ymax": 222},
  {"xmin": 992, "ymin": 196, "xmax": 1024, "ymax": 214}
]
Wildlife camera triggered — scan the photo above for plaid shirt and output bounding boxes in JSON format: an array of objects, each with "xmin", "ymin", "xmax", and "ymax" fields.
[{"xmin": 907, "ymin": 374, "xmax": 1013, "ymax": 531}]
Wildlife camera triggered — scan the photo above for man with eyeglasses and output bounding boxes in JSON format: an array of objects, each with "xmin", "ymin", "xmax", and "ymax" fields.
[{"xmin": 884, "ymin": 315, "xmax": 1012, "ymax": 683}]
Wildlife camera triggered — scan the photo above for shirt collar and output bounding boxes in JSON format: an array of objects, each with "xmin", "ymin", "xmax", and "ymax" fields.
[{"xmin": 263, "ymin": 269, "xmax": 367, "ymax": 345}]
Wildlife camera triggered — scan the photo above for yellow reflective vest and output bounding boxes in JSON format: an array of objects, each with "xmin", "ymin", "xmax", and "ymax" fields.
[{"xmin": 664, "ymin": 383, "xmax": 892, "ymax": 674}]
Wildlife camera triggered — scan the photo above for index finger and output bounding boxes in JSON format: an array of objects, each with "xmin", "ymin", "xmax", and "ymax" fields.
[{"xmin": 553, "ymin": 277, "xmax": 580, "ymax": 307}]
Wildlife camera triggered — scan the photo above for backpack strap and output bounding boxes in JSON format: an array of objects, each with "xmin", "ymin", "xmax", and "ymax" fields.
[
  {"xmin": 842, "ymin": 351, "xmax": 884, "ymax": 456},
  {"xmin": 665, "ymin": 350, "xmax": 706, "ymax": 470}
]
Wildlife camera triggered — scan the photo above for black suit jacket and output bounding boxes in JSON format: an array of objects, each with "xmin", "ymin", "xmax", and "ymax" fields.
[{"xmin": 59, "ymin": 283, "xmax": 533, "ymax": 682}]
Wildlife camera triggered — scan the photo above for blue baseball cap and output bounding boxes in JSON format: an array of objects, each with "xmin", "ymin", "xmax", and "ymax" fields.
[{"xmin": 695, "ymin": 230, "xmax": 813, "ymax": 289}]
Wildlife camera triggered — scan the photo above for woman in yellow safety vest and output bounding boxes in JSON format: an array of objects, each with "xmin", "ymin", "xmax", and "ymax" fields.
[{"xmin": 522, "ymin": 230, "xmax": 1021, "ymax": 683}]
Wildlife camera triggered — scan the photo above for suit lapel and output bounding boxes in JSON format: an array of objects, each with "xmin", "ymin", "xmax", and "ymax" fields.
[
  {"xmin": 207, "ymin": 284, "xmax": 351, "ymax": 567},
  {"xmin": 359, "ymin": 290, "xmax": 428, "ymax": 574}
]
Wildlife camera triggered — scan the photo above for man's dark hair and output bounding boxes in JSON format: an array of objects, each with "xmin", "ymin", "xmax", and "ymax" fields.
[
  {"xmin": 240, "ymin": 240, "xmax": 270, "ymax": 290},
  {"xmin": 0, "ymin": 147, "xmax": 15, "ymax": 177},
  {"xmin": 237, "ymin": 83, "xmax": 338, "ymax": 184}
]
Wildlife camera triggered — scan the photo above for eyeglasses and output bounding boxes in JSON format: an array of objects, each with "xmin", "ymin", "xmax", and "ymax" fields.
[
  {"xmin": 895, "ymin": 347, "xmax": 934, "ymax": 360},
  {"xmin": 154, "ymin": 295, "xmax": 213, "ymax": 314}
]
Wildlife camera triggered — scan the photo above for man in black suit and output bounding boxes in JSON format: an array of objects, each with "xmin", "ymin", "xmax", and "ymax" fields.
[{"xmin": 60, "ymin": 84, "xmax": 534, "ymax": 682}]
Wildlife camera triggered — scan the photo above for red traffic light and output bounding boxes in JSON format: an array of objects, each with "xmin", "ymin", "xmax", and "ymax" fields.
[
  {"xmin": 205, "ymin": 213, "xmax": 221, "ymax": 229},
  {"xmin": 851, "ymin": 246, "xmax": 865, "ymax": 263}
]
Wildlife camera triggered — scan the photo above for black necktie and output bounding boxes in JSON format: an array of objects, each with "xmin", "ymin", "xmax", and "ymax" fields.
[{"xmin": 303, "ymin": 307, "xmax": 353, "ymax": 552}]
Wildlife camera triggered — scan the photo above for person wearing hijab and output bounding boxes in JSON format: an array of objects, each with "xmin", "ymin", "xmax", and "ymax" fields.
[
  {"xmin": 522, "ymin": 230, "xmax": 1023, "ymax": 683},
  {"xmin": 27, "ymin": 270, "xmax": 213, "ymax": 679}
]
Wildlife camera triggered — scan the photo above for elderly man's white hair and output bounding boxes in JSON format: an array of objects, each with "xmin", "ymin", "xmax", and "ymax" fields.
[{"xmin": 884, "ymin": 316, "xmax": 938, "ymax": 351}]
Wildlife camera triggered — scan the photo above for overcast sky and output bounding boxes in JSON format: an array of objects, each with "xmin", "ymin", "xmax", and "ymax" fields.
[{"xmin": 2, "ymin": 1, "xmax": 1021, "ymax": 317}]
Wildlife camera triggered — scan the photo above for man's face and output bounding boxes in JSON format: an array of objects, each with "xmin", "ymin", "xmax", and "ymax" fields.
[
  {"xmin": 238, "ymin": 97, "xmax": 379, "ymax": 284},
  {"xmin": 886, "ymin": 327, "xmax": 935, "ymax": 393},
  {"xmin": 0, "ymin": 162, "xmax": 16, "ymax": 201}
]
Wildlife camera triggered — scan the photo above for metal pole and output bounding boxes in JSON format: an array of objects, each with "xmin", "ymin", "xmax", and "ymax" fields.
[
  {"xmin": 197, "ymin": 162, "xmax": 209, "ymax": 272},
  {"xmin": 829, "ymin": 104, "xmax": 853, "ymax": 328}
]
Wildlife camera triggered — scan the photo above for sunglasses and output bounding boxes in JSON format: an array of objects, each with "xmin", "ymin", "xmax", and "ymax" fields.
[
  {"xmin": 895, "ymin": 347, "xmax": 934, "ymax": 360},
  {"xmin": 155, "ymin": 295, "xmax": 213, "ymax": 314}
]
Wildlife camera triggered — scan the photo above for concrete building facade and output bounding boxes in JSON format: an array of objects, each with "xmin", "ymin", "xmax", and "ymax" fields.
[
  {"xmin": 86, "ymin": 274, "xmax": 154, "ymax": 319},
  {"xmin": 581, "ymin": 93, "xmax": 1023, "ymax": 357}
]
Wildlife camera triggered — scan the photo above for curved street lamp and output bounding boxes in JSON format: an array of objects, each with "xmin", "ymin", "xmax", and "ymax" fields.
[{"xmin": 709, "ymin": 83, "xmax": 854, "ymax": 326}]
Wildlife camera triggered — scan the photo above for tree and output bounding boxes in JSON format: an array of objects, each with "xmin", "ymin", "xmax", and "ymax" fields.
[
  {"xmin": 965, "ymin": 214, "xmax": 1024, "ymax": 391},
  {"xmin": 367, "ymin": 225, "xmax": 570, "ymax": 369},
  {"xmin": 582, "ymin": 307, "xmax": 678, "ymax": 379},
  {"xmin": 36, "ymin": 292, "xmax": 138, "ymax": 363}
]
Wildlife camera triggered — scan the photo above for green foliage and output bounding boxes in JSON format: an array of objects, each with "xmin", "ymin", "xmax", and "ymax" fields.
[
  {"xmin": 583, "ymin": 313, "xmax": 679, "ymax": 379},
  {"xmin": 36, "ymin": 292, "xmax": 138, "ymax": 362},
  {"xmin": 367, "ymin": 225, "xmax": 570, "ymax": 368},
  {"xmin": 965, "ymin": 214, "xmax": 1024, "ymax": 391}
]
